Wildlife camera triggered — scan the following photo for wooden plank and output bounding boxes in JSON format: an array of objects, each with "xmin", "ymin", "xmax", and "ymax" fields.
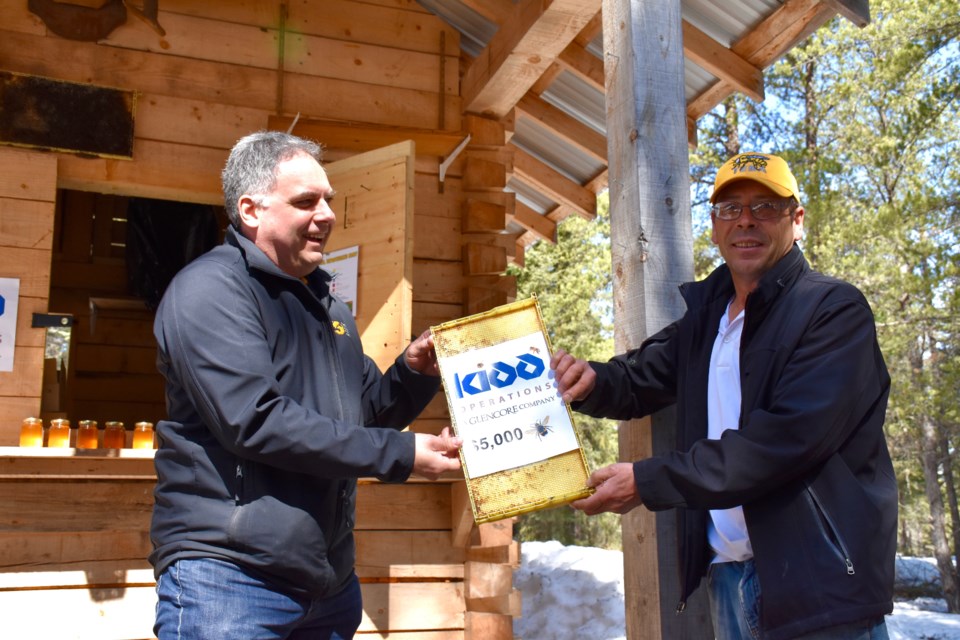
[
  {"xmin": 511, "ymin": 147, "xmax": 597, "ymax": 219},
  {"xmin": 0, "ymin": 28, "xmax": 278, "ymax": 112},
  {"xmin": 73, "ymin": 345, "xmax": 158, "ymax": 376},
  {"xmin": 465, "ymin": 590, "xmax": 521, "ymax": 616},
  {"xmin": 0, "ymin": 478, "xmax": 155, "ymax": 532},
  {"xmin": 360, "ymin": 582, "xmax": 465, "ymax": 632},
  {"xmin": 465, "ymin": 562, "xmax": 513, "ymax": 599},
  {"xmin": 271, "ymin": 116, "xmax": 465, "ymax": 158},
  {"xmin": 0, "ymin": 147, "xmax": 57, "ymax": 202},
  {"xmin": 0, "ymin": 582, "xmax": 464, "ymax": 638},
  {"xmin": 682, "ymin": 20, "xmax": 763, "ymax": 102},
  {"xmin": 0, "ymin": 398, "xmax": 41, "ymax": 445},
  {"xmin": 465, "ymin": 611, "xmax": 512, "ymax": 640},
  {"xmin": 0, "ymin": 584, "xmax": 157, "ymax": 640},
  {"xmin": 283, "ymin": 71, "xmax": 461, "ymax": 131},
  {"xmin": 0, "ymin": 530, "xmax": 152, "ymax": 570},
  {"xmin": 463, "ymin": 243, "xmax": 507, "ymax": 276},
  {"xmin": 2, "ymin": 0, "xmax": 46, "ymax": 35},
  {"xmin": 0, "ymin": 198, "xmax": 55, "ymax": 250},
  {"xmin": 355, "ymin": 530, "xmax": 465, "ymax": 579},
  {"xmin": 462, "ymin": 0, "xmax": 601, "ymax": 119},
  {"xmin": 515, "ymin": 92, "xmax": 607, "ymax": 163},
  {"xmin": 71, "ymin": 374, "xmax": 164, "ymax": 404},
  {"xmin": 509, "ymin": 201, "xmax": 556, "ymax": 243},
  {"xmin": 136, "ymin": 93, "xmax": 269, "ymax": 150},
  {"xmin": 462, "ymin": 199, "xmax": 506, "ymax": 233},
  {"xmin": 415, "ymin": 173, "xmax": 462, "ymax": 219},
  {"xmin": 0, "ymin": 346, "xmax": 44, "ymax": 398},
  {"xmin": 157, "ymin": 0, "xmax": 456, "ymax": 55},
  {"xmin": 58, "ymin": 138, "xmax": 225, "ymax": 204},
  {"xmin": 415, "ymin": 215, "xmax": 460, "ymax": 261},
  {"xmin": 355, "ymin": 483, "xmax": 451, "ymax": 530},
  {"xmin": 451, "ymin": 480, "xmax": 474, "ymax": 548},
  {"xmin": 557, "ymin": 41, "xmax": 605, "ymax": 92},
  {"xmin": 10, "ymin": 297, "xmax": 48, "ymax": 349},
  {"xmin": 412, "ymin": 301, "xmax": 462, "ymax": 336},
  {"xmin": 414, "ymin": 260, "xmax": 464, "ymax": 305}
]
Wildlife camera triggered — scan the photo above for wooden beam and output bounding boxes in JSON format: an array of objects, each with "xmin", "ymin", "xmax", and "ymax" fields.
[
  {"xmin": 557, "ymin": 42, "xmax": 605, "ymax": 93},
  {"xmin": 508, "ymin": 202, "xmax": 557, "ymax": 244},
  {"xmin": 267, "ymin": 116, "xmax": 465, "ymax": 157},
  {"xmin": 463, "ymin": 243, "xmax": 507, "ymax": 276},
  {"xmin": 458, "ymin": 0, "xmax": 516, "ymax": 25},
  {"xmin": 510, "ymin": 146, "xmax": 597, "ymax": 220},
  {"xmin": 451, "ymin": 480, "xmax": 475, "ymax": 548},
  {"xmin": 686, "ymin": 0, "xmax": 835, "ymax": 121},
  {"xmin": 515, "ymin": 92, "xmax": 607, "ymax": 163},
  {"xmin": 462, "ymin": 0, "xmax": 602, "ymax": 119},
  {"xmin": 682, "ymin": 21, "xmax": 764, "ymax": 103},
  {"xmin": 822, "ymin": 0, "xmax": 870, "ymax": 27}
]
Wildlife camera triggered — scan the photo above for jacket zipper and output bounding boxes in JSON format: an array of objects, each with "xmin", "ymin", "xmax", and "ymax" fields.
[{"xmin": 807, "ymin": 487, "xmax": 855, "ymax": 575}]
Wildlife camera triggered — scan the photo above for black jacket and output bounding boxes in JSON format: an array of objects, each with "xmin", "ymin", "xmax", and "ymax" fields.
[
  {"xmin": 150, "ymin": 227, "xmax": 440, "ymax": 598},
  {"xmin": 576, "ymin": 246, "xmax": 896, "ymax": 639}
]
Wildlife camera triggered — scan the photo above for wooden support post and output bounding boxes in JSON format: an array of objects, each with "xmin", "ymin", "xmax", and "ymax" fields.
[{"xmin": 602, "ymin": 0, "xmax": 710, "ymax": 638}]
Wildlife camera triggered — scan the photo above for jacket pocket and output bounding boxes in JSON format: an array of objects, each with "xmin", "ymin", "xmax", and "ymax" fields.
[{"xmin": 806, "ymin": 486, "xmax": 855, "ymax": 575}]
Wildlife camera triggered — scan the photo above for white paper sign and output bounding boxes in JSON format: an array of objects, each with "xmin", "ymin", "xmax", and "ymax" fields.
[
  {"xmin": 322, "ymin": 246, "xmax": 359, "ymax": 316},
  {"xmin": 441, "ymin": 332, "xmax": 579, "ymax": 478},
  {"xmin": 0, "ymin": 278, "xmax": 20, "ymax": 372}
]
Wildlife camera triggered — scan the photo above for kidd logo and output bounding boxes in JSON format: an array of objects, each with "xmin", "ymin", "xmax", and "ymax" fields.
[{"xmin": 452, "ymin": 353, "xmax": 545, "ymax": 398}]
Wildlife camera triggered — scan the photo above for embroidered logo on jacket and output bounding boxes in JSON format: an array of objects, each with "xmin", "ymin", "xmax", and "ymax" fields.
[{"xmin": 332, "ymin": 320, "xmax": 348, "ymax": 336}]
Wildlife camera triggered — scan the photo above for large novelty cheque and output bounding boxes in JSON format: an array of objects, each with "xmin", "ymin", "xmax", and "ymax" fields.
[{"xmin": 432, "ymin": 296, "xmax": 592, "ymax": 524}]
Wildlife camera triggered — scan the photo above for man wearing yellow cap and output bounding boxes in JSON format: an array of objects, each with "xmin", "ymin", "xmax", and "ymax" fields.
[{"xmin": 552, "ymin": 153, "xmax": 895, "ymax": 639}]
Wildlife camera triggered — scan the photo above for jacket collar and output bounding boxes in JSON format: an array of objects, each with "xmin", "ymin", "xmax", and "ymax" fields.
[
  {"xmin": 224, "ymin": 225, "xmax": 333, "ymax": 290},
  {"xmin": 680, "ymin": 243, "xmax": 808, "ymax": 314}
]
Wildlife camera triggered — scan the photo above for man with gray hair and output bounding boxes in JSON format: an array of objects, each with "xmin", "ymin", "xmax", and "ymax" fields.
[{"xmin": 150, "ymin": 131, "xmax": 462, "ymax": 639}]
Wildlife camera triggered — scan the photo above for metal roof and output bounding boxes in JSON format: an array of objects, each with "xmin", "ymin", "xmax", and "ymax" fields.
[{"xmin": 416, "ymin": 0, "xmax": 863, "ymax": 246}]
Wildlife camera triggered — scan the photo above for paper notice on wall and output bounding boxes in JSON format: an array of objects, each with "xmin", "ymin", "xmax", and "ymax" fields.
[
  {"xmin": 0, "ymin": 278, "xmax": 20, "ymax": 372},
  {"xmin": 323, "ymin": 246, "xmax": 359, "ymax": 316}
]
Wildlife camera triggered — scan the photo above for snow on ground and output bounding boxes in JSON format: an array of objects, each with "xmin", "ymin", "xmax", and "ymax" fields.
[{"xmin": 514, "ymin": 541, "xmax": 960, "ymax": 640}]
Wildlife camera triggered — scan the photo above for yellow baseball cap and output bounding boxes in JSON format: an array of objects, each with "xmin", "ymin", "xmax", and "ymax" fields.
[{"xmin": 710, "ymin": 153, "xmax": 800, "ymax": 203}]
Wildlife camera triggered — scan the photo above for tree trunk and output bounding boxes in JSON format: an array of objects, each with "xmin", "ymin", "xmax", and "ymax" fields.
[
  {"xmin": 920, "ymin": 412, "xmax": 960, "ymax": 611},
  {"xmin": 939, "ymin": 433, "xmax": 960, "ymax": 575}
]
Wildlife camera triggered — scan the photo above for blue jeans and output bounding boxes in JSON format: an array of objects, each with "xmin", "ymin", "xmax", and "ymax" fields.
[
  {"xmin": 706, "ymin": 560, "xmax": 890, "ymax": 640},
  {"xmin": 155, "ymin": 558, "xmax": 362, "ymax": 640}
]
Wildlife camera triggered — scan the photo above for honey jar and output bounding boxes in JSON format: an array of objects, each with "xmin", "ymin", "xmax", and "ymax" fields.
[
  {"xmin": 103, "ymin": 421, "xmax": 126, "ymax": 449},
  {"xmin": 19, "ymin": 417, "xmax": 44, "ymax": 448},
  {"xmin": 76, "ymin": 420, "xmax": 99, "ymax": 449},
  {"xmin": 47, "ymin": 418, "xmax": 71, "ymax": 448},
  {"xmin": 132, "ymin": 421, "xmax": 155, "ymax": 449}
]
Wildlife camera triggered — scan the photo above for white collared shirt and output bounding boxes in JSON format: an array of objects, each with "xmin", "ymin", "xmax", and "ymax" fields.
[{"xmin": 706, "ymin": 302, "xmax": 753, "ymax": 563}]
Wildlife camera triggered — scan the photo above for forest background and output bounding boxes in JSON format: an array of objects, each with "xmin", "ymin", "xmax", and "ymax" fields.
[{"xmin": 510, "ymin": 0, "xmax": 960, "ymax": 610}]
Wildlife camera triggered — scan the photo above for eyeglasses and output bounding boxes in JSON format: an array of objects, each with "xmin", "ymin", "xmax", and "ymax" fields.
[{"xmin": 711, "ymin": 199, "xmax": 796, "ymax": 221}]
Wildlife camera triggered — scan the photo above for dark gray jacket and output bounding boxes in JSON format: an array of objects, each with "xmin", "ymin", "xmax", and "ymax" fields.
[
  {"xmin": 150, "ymin": 227, "xmax": 439, "ymax": 598},
  {"xmin": 576, "ymin": 246, "xmax": 896, "ymax": 639}
]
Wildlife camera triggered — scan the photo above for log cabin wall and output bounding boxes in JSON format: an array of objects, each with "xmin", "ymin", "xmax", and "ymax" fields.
[
  {"xmin": 0, "ymin": 0, "xmax": 520, "ymax": 438},
  {"xmin": 0, "ymin": 1, "xmax": 520, "ymax": 638}
]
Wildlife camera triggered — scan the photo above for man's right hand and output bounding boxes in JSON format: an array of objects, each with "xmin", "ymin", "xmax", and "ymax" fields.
[
  {"xmin": 412, "ymin": 427, "xmax": 462, "ymax": 480},
  {"xmin": 550, "ymin": 349, "xmax": 596, "ymax": 404}
]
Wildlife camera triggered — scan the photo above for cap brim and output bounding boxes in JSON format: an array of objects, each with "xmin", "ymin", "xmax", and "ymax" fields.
[{"xmin": 710, "ymin": 176, "xmax": 795, "ymax": 203}]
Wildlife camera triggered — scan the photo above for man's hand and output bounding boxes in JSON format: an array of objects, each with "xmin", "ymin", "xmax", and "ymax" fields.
[
  {"xmin": 412, "ymin": 427, "xmax": 463, "ymax": 480},
  {"xmin": 405, "ymin": 330, "xmax": 440, "ymax": 376},
  {"xmin": 551, "ymin": 349, "xmax": 597, "ymax": 404},
  {"xmin": 571, "ymin": 463, "xmax": 643, "ymax": 515}
]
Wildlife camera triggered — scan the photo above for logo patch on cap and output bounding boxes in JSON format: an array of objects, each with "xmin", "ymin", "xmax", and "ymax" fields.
[{"xmin": 730, "ymin": 154, "xmax": 771, "ymax": 175}]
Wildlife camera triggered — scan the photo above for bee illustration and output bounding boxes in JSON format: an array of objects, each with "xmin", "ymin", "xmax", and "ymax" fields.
[{"xmin": 527, "ymin": 415, "xmax": 553, "ymax": 441}]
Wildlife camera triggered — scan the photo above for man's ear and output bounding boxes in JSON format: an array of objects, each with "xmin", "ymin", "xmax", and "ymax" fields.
[
  {"xmin": 237, "ymin": 195, "xmax": 261, "ymax": 229},
  {"xmin": 792, "ymin": 205, "xmax": 805, "ymax": 242}
]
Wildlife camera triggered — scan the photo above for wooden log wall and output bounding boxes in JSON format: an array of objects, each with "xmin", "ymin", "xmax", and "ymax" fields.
[
  {"xmin": 0, "ymin": 0, "xmax": 519, "ymax": 436},
  {"xmin": 0, "ymin": 450, "xmax": 519, "ymax": 639},
  {"xmin": 0, "ymin": 2, "xmax": 522, "ymax": 638}
]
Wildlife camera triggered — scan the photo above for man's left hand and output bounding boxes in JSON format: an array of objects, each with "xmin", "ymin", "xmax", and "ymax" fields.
[{"xmin": 405, "ymin": 330, "xmax": 440, "ymax": 376}]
